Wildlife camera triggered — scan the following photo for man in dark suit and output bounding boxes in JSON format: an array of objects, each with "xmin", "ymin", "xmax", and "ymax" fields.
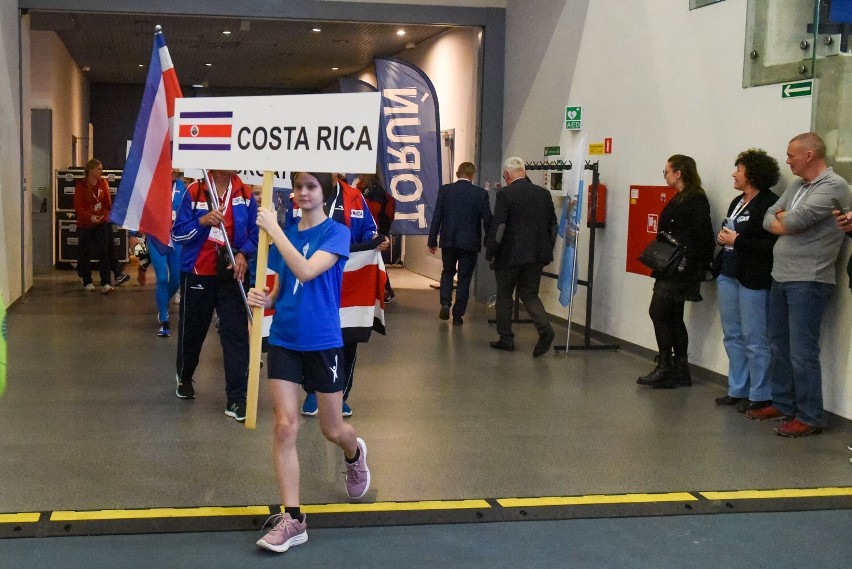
[
  {"xmin": 428, "ymin": 162, "xmax": 493, "ymax": 325},
  {"xmin": 486, "ymin": 157, "xmax": 558, "ymax": 356}
]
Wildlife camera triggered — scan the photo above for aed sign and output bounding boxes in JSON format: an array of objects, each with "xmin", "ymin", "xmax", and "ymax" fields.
[
  {"xmin": 172, "ymin": 92, "xmax": 381, "ymax": 173},
  {"xmin": 565, "ymin": 106, "xmax": 582, "ymax": 130}
]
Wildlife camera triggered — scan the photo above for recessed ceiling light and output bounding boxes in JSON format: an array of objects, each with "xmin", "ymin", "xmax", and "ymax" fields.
[
  {"xmin": 138, "ymin": 64, "xmax": 144, "ymax": 68},
  {"xmin": 312, "ymin": 28, "xmax": 321, "ymax": 33},
  {"xmin": 192, "ymin": 84, "xmax": 204, "ymax": 88},
  {"xmin": 331, "ymin": 67, "xmax": 339, "ymax": 71},
  {"xmin": 205, "ymin": 63, "xmax": 213, "ymax": 67},
  {"xmin": 222, "ymin": 30, "xmax": 231, "ymax": 35},
  {"xmin": 397, "ymin": 29, "xmax": 406, "ymax": 36}
]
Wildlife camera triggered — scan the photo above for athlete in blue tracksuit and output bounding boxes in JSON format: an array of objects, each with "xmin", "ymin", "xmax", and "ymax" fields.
[{"xmin": 148, "ymin": 171, "xmax": 188, "ymax": 337}]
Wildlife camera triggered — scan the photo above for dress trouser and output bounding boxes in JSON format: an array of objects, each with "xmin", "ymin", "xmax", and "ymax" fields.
[
  {"xmin": 494, "ymin": 262, "xmax": 551, "ymax": 341},
  {"xmin": 440, "ymin": 247, "xmax": 478, "ymax": 318},
  {"xmin": 176, "ymin": 273, "xmax": 249, "ymax": 405},
  {"xmin": 77, "ymin": 223, "xmax": 121, "ymax": 286}
]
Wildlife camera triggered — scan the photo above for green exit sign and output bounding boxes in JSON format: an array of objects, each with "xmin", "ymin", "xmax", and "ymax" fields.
[
  {"xmin": 565, "ymin": 106, "xmax": 582, "ymax": 130},
  {"xmin": 781, "ymin": 80, "xmax": 812, "ymax": 99},
  {"xmin": 544, "ymin": 146, "xmax": 561, "ymax": 156}
]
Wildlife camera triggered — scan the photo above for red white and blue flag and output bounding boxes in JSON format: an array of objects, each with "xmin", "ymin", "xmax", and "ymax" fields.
[
  {"xmin": 111, "ymin": 28, "xmax": 182, "ymax": 248},
  {"xmin": 177, "ymin": 112, "xmax": 234, "ymax": 151}
]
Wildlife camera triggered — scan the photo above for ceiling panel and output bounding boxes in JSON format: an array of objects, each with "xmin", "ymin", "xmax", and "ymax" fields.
[{"xmin": 29, "ymin": 11, "xmax": 454, "ymax": 90}]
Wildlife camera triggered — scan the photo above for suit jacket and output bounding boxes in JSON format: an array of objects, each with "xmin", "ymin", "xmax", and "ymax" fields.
[
  {"xmin": 485, "ymin": 178, "xmax": 557, "ymax": 268},
  {"xmin": 427, "ymin": 179, "xmax": 493, "ymax": 252}
]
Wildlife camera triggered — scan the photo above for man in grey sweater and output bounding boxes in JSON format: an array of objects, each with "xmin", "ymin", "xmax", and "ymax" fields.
[{"xmin": 746, "ymin": 132, "xmax": 851, "ymax": 436}]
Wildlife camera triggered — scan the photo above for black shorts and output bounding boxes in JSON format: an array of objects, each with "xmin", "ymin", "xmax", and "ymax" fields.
[{"xmin": 267, "ymin": 345, "xmax": 346, "ymax": 393}]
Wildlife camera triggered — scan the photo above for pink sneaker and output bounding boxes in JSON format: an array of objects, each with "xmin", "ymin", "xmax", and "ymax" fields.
[
  {"xmin": 256, "ymin": 513, "xmax": 307, "ymax": 553},
  {"xmin": 345, "ymin": 437, "xmax": 371, "ymax": 499}
]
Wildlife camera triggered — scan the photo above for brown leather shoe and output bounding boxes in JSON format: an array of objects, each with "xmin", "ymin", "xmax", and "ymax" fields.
[
  {"xmin": 775, "ymin": 418, "xmax": 822, "ymax": 438},
  {"xmin": 746, "ymin": 405, "xmax": 789, "ymax": 421}
]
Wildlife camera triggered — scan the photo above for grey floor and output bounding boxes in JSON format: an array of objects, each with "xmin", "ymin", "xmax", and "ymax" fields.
[{"xmin": 2, "ymin": 268, "xmax": 851, "ymax": 566}]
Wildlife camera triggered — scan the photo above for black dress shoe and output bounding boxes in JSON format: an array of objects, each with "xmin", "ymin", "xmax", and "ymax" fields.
[
  {"xmin": 439, "ymin": 305, "xmax": 450, "ymax": 320},
  {"xmin": 741, "ymin": 399, "xmax": 771, "ymax": 413},
  {"xmin": 715, "ymin": 395, "xmax": 746, "ymax": 406},
  {"xmin": 452, "ymin": 316, "xmax": 463, "ymax": 326},
  {"xmin": 489, "ymin": 340, "xmax": 514, "ymax": 351},
  {"xmin": 533, "ymin": 328, "xmax": 555, "ymax": 357}
]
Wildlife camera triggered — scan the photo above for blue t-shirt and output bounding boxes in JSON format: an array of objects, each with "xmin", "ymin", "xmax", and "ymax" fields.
[{"xmin": 268, "ymin": 218, "xmax": 350, "ymax": 351}]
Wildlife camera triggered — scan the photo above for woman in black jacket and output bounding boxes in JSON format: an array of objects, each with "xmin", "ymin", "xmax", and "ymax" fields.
[
  {"xmin": 638, "ymin": 155, "xmax": 714, "ymax": 389},
  {"xmin": 712, "ymin": 149, "xmax": 780, "ymax": 412}
]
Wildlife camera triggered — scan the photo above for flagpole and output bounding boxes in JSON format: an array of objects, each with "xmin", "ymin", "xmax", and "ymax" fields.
[
  {"xmin": 202, "ymin": 169, "xmax": 253, "ymax": 323},
  {"xmin": 565, "ymin": 209, "xmax": 581, "ymax": 353},
  {"xmin": 245, "ymin": 171, "xmax": 274, "ymax": 430}
]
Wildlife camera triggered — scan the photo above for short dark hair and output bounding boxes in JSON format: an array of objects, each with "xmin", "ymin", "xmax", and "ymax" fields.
[
  {"xmin": 84, "ymin": 159, "xmax": 102, "ymax": 176},
  {"xmin": 291, "ymin": 172, "xmax": 335, "ymax": 201},
  {"xmin": 734, "ymin": 148, "xmax": 780, "ymax": 191}
]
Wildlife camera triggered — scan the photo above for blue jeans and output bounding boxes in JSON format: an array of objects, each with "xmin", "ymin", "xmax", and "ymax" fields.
[
  {"xmin": 717, "ymin": 275, "xmax": 771, "ymax": 401},
  {"xmin": 767, "ymin": 279, "xmax": 833, "ymax": 427},
  {"xmin": 149, "ymin": 242, "xmax": 182, "ymax": 323}
]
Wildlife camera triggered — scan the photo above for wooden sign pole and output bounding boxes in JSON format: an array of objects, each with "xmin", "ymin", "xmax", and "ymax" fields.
[{"xmin": 245, "ymin": 170, "xmax": 274, "ymax": 429}]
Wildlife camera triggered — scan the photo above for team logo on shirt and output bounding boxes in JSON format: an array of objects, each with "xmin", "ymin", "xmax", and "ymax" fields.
[{"xmin": 351, "ymin": 209, "xmax": 364, "ymax": 218}]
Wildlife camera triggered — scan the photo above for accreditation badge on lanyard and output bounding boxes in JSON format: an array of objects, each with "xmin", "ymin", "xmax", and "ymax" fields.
[{"xmin": 207, "ymin": 183, "xmax": 232, "ymax": 246}]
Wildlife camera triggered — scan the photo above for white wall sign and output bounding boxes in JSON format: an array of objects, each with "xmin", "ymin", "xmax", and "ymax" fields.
[{"xmin": 172, "ymin": 92, "xmax": 381, "ymax": 173}]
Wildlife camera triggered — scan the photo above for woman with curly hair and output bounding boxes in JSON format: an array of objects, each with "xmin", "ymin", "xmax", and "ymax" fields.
[{"xmin": 713, "ymin": 149, "xmax": 780, "ymax": 412}]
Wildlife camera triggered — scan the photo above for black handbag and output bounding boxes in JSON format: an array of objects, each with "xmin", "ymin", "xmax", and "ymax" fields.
[{"xmin": 638, "ymin": 232, "xmax": 686, "ymax": 277}]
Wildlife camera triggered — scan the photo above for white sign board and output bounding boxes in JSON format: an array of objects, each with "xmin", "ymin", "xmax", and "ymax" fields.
[{"xmin": 172, "ymin": 92, "xmax": 381, "ymax": 173}]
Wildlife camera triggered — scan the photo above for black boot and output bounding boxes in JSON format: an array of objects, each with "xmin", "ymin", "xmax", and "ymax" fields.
[
  {"xmin": 637, "ymin": 353, "xmax": 673, "ymax": 387},
  {"xmin": 671, "ymin": 354, "xmax": 692, "ymax": 387}
]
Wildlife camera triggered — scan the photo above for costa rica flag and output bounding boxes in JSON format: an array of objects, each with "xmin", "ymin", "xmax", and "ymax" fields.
[
  {"xmin": 111, "ymin": 28, "xmax": 182, "ymax": 249},
  {"xmin": 177, "ymin": 111, "xmax": 234, "ymax": 151}
]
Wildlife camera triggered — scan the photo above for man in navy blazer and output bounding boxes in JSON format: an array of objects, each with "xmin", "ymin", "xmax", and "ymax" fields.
[
  {"xmin": 485, "ymin": 157, "xmax": 557, "ymax": 356},
  {"xmin": 427, "ymin": 162, "xmax": 493, "ymax": 325}
]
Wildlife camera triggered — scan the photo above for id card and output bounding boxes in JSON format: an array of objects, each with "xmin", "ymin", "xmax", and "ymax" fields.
[{"xmin": 208, "ymin": 226, "xmax": 225, "ymax": 245}]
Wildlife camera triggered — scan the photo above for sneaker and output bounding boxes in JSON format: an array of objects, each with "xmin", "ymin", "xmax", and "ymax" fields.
[
  {"xmin": 775, "ymin": 418, "xmax": 822, "ymax": 438},
  {"xmin": 101, "ymin": 284, "xmax": 114, "ymax": 294},
  {"xmin": 345, "ymin": 438, "xmax": 371, "ymax": 499},
  {"xmin": 175, "ymin": 374, "xmax": 195, "ymax": 399},
  {"xmin": 301, "ymin": 393, "xmax": 318, "ymax": 416},
  {"xmin": 384, "ymin": 291, "xmax": 395, "ymax": 303},
  {"xmin": 342, "ymin": 401, "xmax": 353, "ymax": 417},
  {"xmin": 115, "ymin": 273, "xmax": 130, "ymax": 286},
  {"xmin": 439, "ymin": 305, "xmax": 450, "ymax": 320},
  {"xmin": 256, "ymin": 513, "xmax": 308, "ymax": 553},
  {"xmin": 746, "ymin": 405, "xmax": 788, "ymax": 421},
  {"xmin": 158, "ymin": 321, "xmax": 171, "ymax": 338},
  {"xmin": 84, "ymin": 283, "xmax": 95, "ymax": 292},
  {"xmin": 225, "ymin": 401, "xmax": 247, "ymax": 422}
]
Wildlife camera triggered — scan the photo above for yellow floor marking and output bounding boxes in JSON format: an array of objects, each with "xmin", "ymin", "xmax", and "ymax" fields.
[
  {"xmin": 302, "ymin": 499, "xmax": 491, "ymax": 514},
  {"xmin": 50, "ymin": 506, "xmax": 270, "ymax": 522},
  {"xmin": 0, "ymin": 513, "xmax": 40, "ymax": 523},
  {"xmin": 701, "ymin": 487, "xmax": 852, "ymax": 500},
  {"xmin": 498, "ymin": 492, "xmax": 698, "ymax": 508}
]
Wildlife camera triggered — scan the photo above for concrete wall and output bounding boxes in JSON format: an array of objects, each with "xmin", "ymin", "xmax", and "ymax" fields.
[
  {"xmin": 502, "ymin": 0, "xmax": 852, "ymax": 419},
  {"xmin": 0, "ymin": 0, "xmax": 21, "ymax": 306}
]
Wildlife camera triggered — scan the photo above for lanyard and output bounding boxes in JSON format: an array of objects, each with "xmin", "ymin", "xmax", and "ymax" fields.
[
  {"xmin": 729, "ymin": 196, "xmax": 751, "ymax": 221},
  {"xmin": 790, "ymin": 183, "xmax": 811, "ymax": 211}
]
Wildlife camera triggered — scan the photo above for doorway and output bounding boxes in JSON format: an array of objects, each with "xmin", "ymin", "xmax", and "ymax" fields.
[{"xmin": 31, "ymin": 108, "xmax": 53, "ymax": 274}]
